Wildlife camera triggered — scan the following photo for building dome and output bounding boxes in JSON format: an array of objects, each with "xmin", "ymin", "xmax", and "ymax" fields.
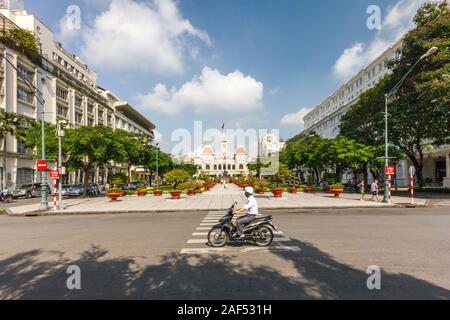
[
  {"xmin": 202, "ymin": 146, "xmax": 214, "ymax": 154},
  {"xmin": 235, "ymin": 146, "xmax": 247, "ymax": 155}
]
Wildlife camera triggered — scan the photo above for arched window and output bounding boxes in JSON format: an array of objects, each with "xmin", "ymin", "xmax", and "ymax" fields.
[
  {"xmin": 232, "ymin": 165, "xmax": 236, "ymax": 170},
  {"xmin": 214, "ymin": 165, "xmax": 217, "ymax": 170},
  {"xmin": 205, "ymin": 165, "xmax": 210, "ymax": 170},
  {"xmin": 219, "ymin": 165, "xmax": 222, "ymax": 170},
  {"xmin": 239, "ymin": 164, "xmax": 244, "ymax": 170},
  {"xmin": 228, "ymin": 165, "xmax": 231, "ymax": 170}
]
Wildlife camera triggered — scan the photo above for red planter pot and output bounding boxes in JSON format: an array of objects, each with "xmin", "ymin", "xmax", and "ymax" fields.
[
  {"xmin": 272, "ymin": 188, "xmax": 284, "ymax": 198},
  {"xmin": 137, "ymin": 191, "xmax": 147, "ymax": 197},
  {"xmin": 305, "ymin": 187, "xmax": 313, "ymax": 193},
  {"xmin": 330, "ymin": 189, "xmax": 344, "ymax": 198},
  {"xmin": 170, "ymin": 191, "xmax": 182, "ymax": 200},
  {"xmin": 187, "ymin": 189, "xmax": 196, "ymax": 196},
  {"xmin": 154, "ymin": 190, "xmax": 162, "ymax": 197},
  {"xmin": 120, "ymin": 191, "xmax": 126, "ymax": 197},
  {"xmin": 257, "ymin": 189, "xmax": 265, "ymax": 195},
  {"xmin": 107, "ymin": 193, "xmax": 122, "ymax": 202},
  {"xmin": 289, "ymin": 187, "xmax": 298, "ymax": 194}
]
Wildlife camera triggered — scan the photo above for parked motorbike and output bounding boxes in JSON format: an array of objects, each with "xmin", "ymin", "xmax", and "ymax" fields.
[
  {"xmin": 207, "ymin": 202, "xmax": 276, "ymax": 247},
  {"xmin": 0, "ymin": 189, "xmax": 14, "ymax": 203}
]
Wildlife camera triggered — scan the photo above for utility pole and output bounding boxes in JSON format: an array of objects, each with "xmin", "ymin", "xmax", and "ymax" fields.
[{"xmin": 57, "ymin": 120, "xmax": 67, "ymax": 209}]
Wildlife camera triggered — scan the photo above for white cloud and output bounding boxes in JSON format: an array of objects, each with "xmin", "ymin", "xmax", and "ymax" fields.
[
  {"xmin": 333, "ymin": 0, "xmax": 436, "ymax": 81},
  {"xmin": 135, "ymin": 67, "xmax": 264, "ymax": 114},
  {"xmin": 280, "ymin": 108, "xmax": 312, "ymax": 128},
  {"xmin": 78, "ymin": 0, "xmax": 210, "ymax": 74}
]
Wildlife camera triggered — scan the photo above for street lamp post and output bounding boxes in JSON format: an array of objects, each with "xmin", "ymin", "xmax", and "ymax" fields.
[
  {"xmin": 382, "ymin": 47, "xmax": 438, "ymax": 203},
  {"xmin": 155, "ymin": 143, "xmax": 159, "ymax": 188},
  {"xmin": 57, "ymin": 120, "xmax": 67, "ymax": 209}
]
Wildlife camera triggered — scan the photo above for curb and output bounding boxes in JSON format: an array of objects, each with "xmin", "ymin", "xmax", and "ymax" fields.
[{"xmin": 5, "ymin": 203, "xmax": 427, "ymax": 217}]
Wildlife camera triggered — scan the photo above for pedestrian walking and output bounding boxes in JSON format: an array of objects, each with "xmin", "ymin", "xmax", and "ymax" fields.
[
  {"xmin": 357, "ymin": 180, "xmax": 365, "ymax": 201},
  {"xmin": 370, "ymin": 179, "xmax": 380, "ymax": 201}
]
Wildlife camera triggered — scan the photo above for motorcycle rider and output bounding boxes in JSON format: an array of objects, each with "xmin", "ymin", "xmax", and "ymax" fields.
[{"xmin": 234, "ymin": 186, "xmax": 258, "ymax": 239}]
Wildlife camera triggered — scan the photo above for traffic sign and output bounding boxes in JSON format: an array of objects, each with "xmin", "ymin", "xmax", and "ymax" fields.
[
  {"xmin": 49, "ymin": 170, "xmax": 60, "ymax": 180},
  {"xmin": 36, "ymin": 160, "xmax": 48, "ymax": 171},
  {"xmin": 385, "ymin": 166, "xmax": 396, "ymax": 176},
  {"xmin": 409, "ymin": 165, "xmax": 415, "ymax": 177}
]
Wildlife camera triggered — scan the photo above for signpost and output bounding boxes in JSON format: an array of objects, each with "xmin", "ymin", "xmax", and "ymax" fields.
[
  {"xmin": 385, "ymin": 166, "xmax": 396, "ymax": 204},
  {"xmin": 409, "ymin": 166, "xmax": 415, "ymax": 205},
  {"xmin": 36, "ymin": 160, "xmax": 48, "ymax": 171},
  {"xmin": 49, "ymin": 169, "xmax": 60, "ymax": 210}
]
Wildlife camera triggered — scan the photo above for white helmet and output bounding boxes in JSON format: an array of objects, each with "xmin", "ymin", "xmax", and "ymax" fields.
[{"xmin": 244, "ymin": 186, "xmax": 254, "ymax": 194}]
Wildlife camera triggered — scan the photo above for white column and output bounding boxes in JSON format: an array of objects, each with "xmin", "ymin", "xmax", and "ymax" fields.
[{"xmin": 444, "ymin": 152, "xmax": 450, "ymax": 188}]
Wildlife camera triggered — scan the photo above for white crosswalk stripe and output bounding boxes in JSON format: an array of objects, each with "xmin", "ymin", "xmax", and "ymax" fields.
[{"xmin": 181, "ymin": 211, "xmax": 299, "ymax": 254}]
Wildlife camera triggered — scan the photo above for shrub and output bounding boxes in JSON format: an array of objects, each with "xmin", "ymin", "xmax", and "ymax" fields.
[
  {"xmin": 106, "ymin": 188, "xmax": 122, "ymax": 193},
  {"xmin": 164, "ymin": 169, "xmax": 190, "ymax": 189},
  {"xmin": 329, "ymin": 183, "xmax": 345, "ymax": 190}
]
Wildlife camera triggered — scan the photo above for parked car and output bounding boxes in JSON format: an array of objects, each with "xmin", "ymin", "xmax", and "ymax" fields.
[
  {"xmin": 13, "ymin": 183, "xmax": 51, "ymax": 198},
  {"xmin": 67, "ymin": 184, "xmax": 83, "ymax": 197},
  {"xmin": 67, "ymin": 184, "xmax": 101, "ymax": 197}
]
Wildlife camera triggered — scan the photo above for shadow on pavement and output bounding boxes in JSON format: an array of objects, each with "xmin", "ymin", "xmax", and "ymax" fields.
[{"xmin": 0, "ymin": 241, "xmax": 449, "ymax": 300}]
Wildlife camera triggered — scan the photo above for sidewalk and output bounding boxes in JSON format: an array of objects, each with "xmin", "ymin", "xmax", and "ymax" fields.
[{"xmin": 5, "ymin": 184, "xmax": 427, "ymax": 217}]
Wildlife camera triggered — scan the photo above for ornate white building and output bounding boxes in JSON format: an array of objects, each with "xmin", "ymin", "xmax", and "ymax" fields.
[{"xmin": 193, "ymin": 133, "xmax": 249, "ymax": 177}]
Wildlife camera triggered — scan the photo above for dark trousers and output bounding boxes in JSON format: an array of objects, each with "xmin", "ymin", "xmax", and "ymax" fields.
[{"xmin": 236, "ymin": 214, "xmax": 256, "ymax": 235}]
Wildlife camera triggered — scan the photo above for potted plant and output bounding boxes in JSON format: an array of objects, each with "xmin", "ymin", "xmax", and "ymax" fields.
[
  {"xmin": 153, "ymin": 189, "xmax": 162, "ymax": 196},
  {"xmin": 165, "ymin": 169, "xmax": 190, "ymax": 200},
  {"xmin": 289, "ymin": 185, "xmax": 298, "ymax": 194},
  {"xmin": 106, "ymin": 188, "xmax": 123, "ymax": 202},
  {"xmin": 329, "ymin": 183, "xmax": 345, "ymax": 198},
  {"xmin": 137, "ymin": 188, "xmax": 147, "ymax": 197},
  {"xmin": 180, "ymin": 181, "xmax": 196, "ymax": 196},
  {"xmin": 255, "ymin": 180, "xmax": 269, "ymax": 194},
  {"xmin": 271, "ymin": 164, "xmax": 292, "ymax": 198}
]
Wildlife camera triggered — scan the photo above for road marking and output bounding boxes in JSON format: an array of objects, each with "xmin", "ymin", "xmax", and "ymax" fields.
[
  {"xmin": 273, "ymin": 237, "xmax": 291, "ymax": 242},
  {"xmin": 196, "ymin": 227, "xmax": 211, "ymax": 230},
  {"xmin": 200, "ymin": 223, "xmax": 216, "ymax": 226},
  {"xmin": 180, "ymin": 248, "xmax": 228, "ymax": 254},
  {"xmin": 241, "ymin": 246, "xmax": 301, "ymax": 253},
  {"xmin": 187, "ymin": 239, "xmax": 209, "ymax": 244},
  {"xmin": 192, "ymin": 232, "xmax": 208, "ymax": 236}
]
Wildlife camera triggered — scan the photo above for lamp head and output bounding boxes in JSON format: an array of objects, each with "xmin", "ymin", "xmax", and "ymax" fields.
[{"xmin": 420, "ymin": 47, "xmax": 438, "ymax": 60}]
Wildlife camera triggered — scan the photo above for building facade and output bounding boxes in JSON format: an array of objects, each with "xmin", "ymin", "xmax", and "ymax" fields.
[
  {"xmin": 301, "ymin": 39, "xmax": 450, "ymax": 187},
  {"xmin": 192, "ymin": 133, "xmax": 249, "ymax": 177},
  {"xmin": 259, "ymin": 134, "xmax": 285, "ymax": 158},
  {"xmin": 0, "ymin": 7, "xmax": 155, "ymax": 189}
]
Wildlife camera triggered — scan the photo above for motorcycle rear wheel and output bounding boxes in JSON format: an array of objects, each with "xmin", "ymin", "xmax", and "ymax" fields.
[
  {"xmin": 253, "ymin": 226, "xmax": 274, "ymax": 247},
  {"xmin": 208, "ymin": 228, "xmax": 229, "ymax": 247}
]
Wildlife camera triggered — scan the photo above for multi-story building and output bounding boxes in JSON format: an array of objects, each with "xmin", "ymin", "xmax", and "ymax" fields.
[
  {"xmin": 301, "ymin": 39, "xmax": 450, "ymax": 187},
  {"xmin": 259, "ymin": 134, "xmax": 285, "ymax": 158},
  {"xmin": 0, "ymin": 7, "xmax": 155, "ymax": 189},
  {"xmin": 303, "ymin": 41, "xmax": 403, "ymax": 139},
  {"xmin": 192, "ymin": 132, "xmax": 249, "ymax": 177}
]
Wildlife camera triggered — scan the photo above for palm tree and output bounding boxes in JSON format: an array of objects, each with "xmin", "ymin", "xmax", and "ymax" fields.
[{"xmin": 0, "ymin": 110, "xmax": 24, "ymax": 190}]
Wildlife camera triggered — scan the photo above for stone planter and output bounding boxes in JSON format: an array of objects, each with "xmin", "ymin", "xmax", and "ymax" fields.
[
  {"xmin": 272, "ymin": 188, "xmax": 284, "ymax": 198},
  {"xmin": 120, "ymin": 190, "xmax": 126, "ymax": 197},
  {"xmin": 137, "ymin": 191, "xmax": 147, "ymax": 197},
  {"xmin": 187, "ymin": 189, "xmax": 196, "ymax": 196},
  {"xmin": 170, "ymin": 191, "xmax": 182, "ymax": 200},
  {"xmin": 256, "ymin": 189, "xmax": 265, "ymax": 195},
  {"xmin": 330, "ymin": 189, "xmax": 344, "ymax": 198},
  {"xmin": 107, "ymin": 193, "xmax": 122, "ymax": 202},
  {"xmin": 154, "ymin": 190, "xmax": 162, "ymax": 197},
  {"xmin": 305, "ymin": 187, "xmax": 313, "ymax": 193}
]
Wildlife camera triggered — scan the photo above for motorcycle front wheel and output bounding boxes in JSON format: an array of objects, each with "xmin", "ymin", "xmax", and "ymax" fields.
[
  {"xmin": 253, "ymin": 226, "xmax": 274, "ymax": 247},
  {"xmin": 208, "ymin": 228, "xmax": 229, "ymax": 247}
]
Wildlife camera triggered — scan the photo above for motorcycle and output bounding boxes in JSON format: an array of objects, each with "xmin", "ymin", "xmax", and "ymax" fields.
[
  {"xmin": 207, "ymin": 202, "xmax": 276, "ymax": 247},
  {"xmin": 0, "ymin": 189, "xmax": 14, "ymax": 203}
]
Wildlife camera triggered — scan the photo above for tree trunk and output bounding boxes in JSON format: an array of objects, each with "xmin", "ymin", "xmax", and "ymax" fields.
[
  {"xmin": 363, "ymin": 164, "xmax": 369, "ymax": 187},
  {"xmin": 83, "ymin": 167, "xmax": 90, "ymax": 197},
  {"xmin": 2, "ymin": 139, "xmax": 6, "ymax": 190},
  {"xmin": 314, "ymin": 168, "xmax": 320, "ymax": 186}
]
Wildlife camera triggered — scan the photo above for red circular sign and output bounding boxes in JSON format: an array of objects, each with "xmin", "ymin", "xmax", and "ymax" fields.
[{"xmin": 36, "ymin": 160, "xmax": 48, "ymax": 171}]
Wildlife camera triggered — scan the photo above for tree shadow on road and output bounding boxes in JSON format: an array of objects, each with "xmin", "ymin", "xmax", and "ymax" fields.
[{"xmin": 0, "ymin": 240, "xmax": 448, "ymax": 300}]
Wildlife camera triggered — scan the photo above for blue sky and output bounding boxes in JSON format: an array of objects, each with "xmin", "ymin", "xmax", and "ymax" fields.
[{"xmin": 21, "ymin": 0, "xmax": 428, "ymax": 154}]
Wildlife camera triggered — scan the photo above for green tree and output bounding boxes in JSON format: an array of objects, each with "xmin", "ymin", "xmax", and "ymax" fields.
[
  {"xmin": 116, "ymin": 130, "xmax": 146, "ymax": 184},
  {"xmin": 0, "ymin": 110, "xmax": 25, "ymax": 189},
  {"xmin": 341, "ymin": 1, "xmax": 450, "ymax": 187},
  {"xmin": 247, "ymin": 155, "xmax": 271, "ymax": 179},
  {"xmin": 173, "ymin": 162, "xmax": 198, "ymax": 177},
  {"xmin": 164, "ymin": 169, "xmax": 190, "ymax": 190},
  {"xmin": 18, "ymin": 121, "xmax": 59, "ymax": 161},
  {"xmin": 270, "ymin": 163, "xmax": 292, "ymax": 187},
  {"xmin": 142, "ymin": 145, "xmax": 173, "ymax": 186},
  {"xmin": 64, "ymin": 126, "xmax": 127, "ymax": 197}
]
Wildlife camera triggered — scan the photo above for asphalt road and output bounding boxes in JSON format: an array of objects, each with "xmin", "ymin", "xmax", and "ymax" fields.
[{"xmin": 0, "ymin": 207, "xmax": 449, "ymax": 300}]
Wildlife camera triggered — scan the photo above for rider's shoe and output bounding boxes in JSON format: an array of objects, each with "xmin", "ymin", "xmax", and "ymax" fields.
[{"xmin": 237, "ymin": 234, "xmax": 246, "ymax": 240}]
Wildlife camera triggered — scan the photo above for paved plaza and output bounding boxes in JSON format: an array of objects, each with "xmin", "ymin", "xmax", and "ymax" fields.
[{"xmin": 4, "ymin": 184, "xmax": 427, "ymax": 217}]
